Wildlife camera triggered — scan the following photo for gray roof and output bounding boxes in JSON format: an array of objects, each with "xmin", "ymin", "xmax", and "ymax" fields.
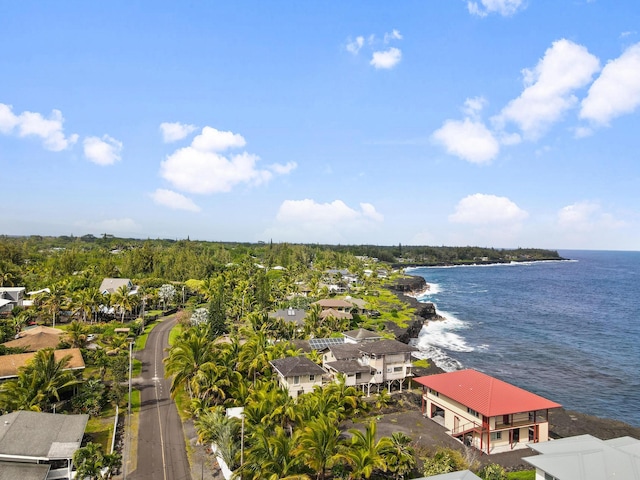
[
  {"xmin": 99, "ymin": 277, "xmax": 133, "ymax": 295},
  {"xmin": 412, "ymin": 470, "xmax": 482, "ymax": 480},
  {"xmin": 357, "ymin": 339, "xmax": 419, "ymax": 356},
  {"xmin": 269, "ymin": 308, "xmax": 306, "ymax": 326},
  {"xmin": 342, "ymin": 328, "xmax": 382, "ymax": 342},
  {"xmin": 0, "ymin": 411, "xmax": 88, "ymax": 460},
  {"xmin": 523, "ymin": 434, "xmax": 640, "ymax": 480},
  {"xmin": 0, "ymin": 461, "xmax": 49, "ymax": 480},
  {"xmin": 270, "ymin": 356, "xmax": 326, "ymax": 377},
  {"xmin": 325, "ymin": 360, "xmax": 372, "ymax": 375},
  {"xmin": 327, "ymin": 343, "xmax": 362, "ymax": 361}
]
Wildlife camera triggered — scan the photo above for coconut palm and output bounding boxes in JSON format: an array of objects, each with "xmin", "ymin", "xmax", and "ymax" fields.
[
  {"xmin": 111, "ymin": 284, "xmax": 136, "ymax": 321},
  {"xmin": 39, "ymin": 283, "xmax": 67, "ymax": 328},
  {"xmin": 164, "ymin": 327, "xmax": 215, "ymax": 398},
  {"xmin": 65, "ymin": 320, "xmax": 88, "ymax": 348}
]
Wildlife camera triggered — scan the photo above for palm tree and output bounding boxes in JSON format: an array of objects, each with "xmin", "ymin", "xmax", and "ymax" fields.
[
  {"xmin": 380, "ymin": 432, "xmax": 416, "ymax": 480},
  {"xmin": 73, "ymin": 442, "xmax": 120, "ymax": 479},
  {"xmin": 241, "ymin": 425, "xmax": 302, "ymax": 480},
  {"xmin": 293, "ymin": 415, "xmax": 341, "ymax": 480},
  {"xmin": 112, "ymin": 284, "xmax": 135, "ymax": 322},
  {"xmin": 194, "ymin": 407, "xmax": 239, "ymax": 470},
  {"xmin": 0, "ymin": 348, "xmax": 80, "ymax": 412},
  {"xmin": 164, "ymin": 327, "xmax": 215, "ymax": 398},
  {"xmin": 65, "ymin": 320, "xmax": 88, "ymax": 348},
  {"xmin": 341, "ymin": 419, "xmax": 392, "ymax": 479},
  {"xmin": 39, "ymin": 283, "xmax": 67, "ymax": 328}
]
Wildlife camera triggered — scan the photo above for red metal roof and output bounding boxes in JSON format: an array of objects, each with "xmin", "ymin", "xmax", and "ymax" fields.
[{"xmin": 414, "ymin": 369, "xmax": 561, "ymax": 417}]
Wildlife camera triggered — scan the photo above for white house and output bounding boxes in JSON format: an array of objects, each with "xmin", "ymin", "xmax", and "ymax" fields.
[{"xmin": 270, "ymin": 356, "xmax": 326, "ymax": 398}]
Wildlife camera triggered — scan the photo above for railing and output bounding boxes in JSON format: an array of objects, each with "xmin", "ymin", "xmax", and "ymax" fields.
[{"xmin": 451, "ymin": 420, "xmax": 484, "ymax": 436}]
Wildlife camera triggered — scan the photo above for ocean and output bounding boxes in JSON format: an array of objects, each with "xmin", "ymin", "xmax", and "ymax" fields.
[{"xmin": 408, "ymin": 250, "xmax": 640, "ymax": 427}]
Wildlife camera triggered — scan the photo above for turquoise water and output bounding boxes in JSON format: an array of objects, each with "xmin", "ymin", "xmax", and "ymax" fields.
[{"xmin": 408, "ymin": 250, "xmax": 640, "ymax": 426}]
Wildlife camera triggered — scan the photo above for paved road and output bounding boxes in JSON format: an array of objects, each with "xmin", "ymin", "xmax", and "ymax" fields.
[{"xmin": 128, "ymin": 317, "xmax": 191, "ymax": 480}]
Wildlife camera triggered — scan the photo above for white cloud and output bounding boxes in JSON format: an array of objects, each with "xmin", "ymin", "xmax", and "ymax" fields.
[
  {"xmin": 0, "ymin": 103, "xmax": 78, "ymax": 151},
  {"xmin": 360, "ymin": 202, "xmax": 384, "ymax": 222},
  {"xmin": 346, "ymin": 36, "xmax": 364, "ymax": 55},
  {"xmin": 160, "ymin": 122, "xmax": 198, "ymax": 143},
  {"xmin": 557, "ymin": 201, "xmax": 625, "ymax": 232},
  {"xmin": 192, "ymin": 126, "xmax": 246, "ymax": 152},
  {"xmin": 370, "ymin": 47, "xmax": 402, "ymax": 69},
  {"xmin": 580, "ymin": 42, "xmax": 640, "ymax": 126},
  {"xmin": 432, "ymin": 118, "xmax": 500, "ymax": 164},
  {"xmin": 494, "ymin": 39, "xmax": 600, "ymax": 139},
  {"xmin": 468, "ymin": 0, "xmax": 526, "ymax": 17},
  {"xmin": 462, "ymin": 96, "xmax": 488, "ymax": 119},
  {"xmin": 449, "ymin": 194, "xmax": 528, "ymax": 225},
  {"xmin": 268, "ymin": 161, "xmax": 297, "ymax": 175},
  {"xmin": 83, "ymin": 135, "xmax": 123, "ymax": 166},
  {"xmin": 150, "ymin": 189, "xmax": 201, "ymax": 212},
  {"xmin": 267, "ymin": 199, "xmax": 384, "ymax": 243},
  {"xmin": 384, "ymin": 29, "xmax": 403, "ymax": 43},
  {"xmin": 160, "ymin": 126, "xmax": 292, "ymax": 194},
  {"xmin": 0, "ymin": 104, "xmax": 19, "ymax": 133}
]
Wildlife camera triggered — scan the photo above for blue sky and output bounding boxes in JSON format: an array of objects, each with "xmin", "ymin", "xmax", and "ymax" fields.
[{"xmin": 2, "ymin": 1, "xmax": 640, "ymax": 250}]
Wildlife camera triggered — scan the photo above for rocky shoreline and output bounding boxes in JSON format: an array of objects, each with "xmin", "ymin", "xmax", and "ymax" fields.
[{"xmin": 388, "ymin": 274, "xmax": 640, "ymax": 441}]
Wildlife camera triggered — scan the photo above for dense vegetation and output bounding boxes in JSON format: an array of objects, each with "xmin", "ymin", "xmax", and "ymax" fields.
[{"xmin": 0, "ymin": 234, "xmax": 543, "ymax": 479}]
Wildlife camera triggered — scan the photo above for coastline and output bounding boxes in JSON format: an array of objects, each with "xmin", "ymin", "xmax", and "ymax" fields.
[{"xmin": 391, "ymin": 274, "xmax": 640, "ymax": 440}]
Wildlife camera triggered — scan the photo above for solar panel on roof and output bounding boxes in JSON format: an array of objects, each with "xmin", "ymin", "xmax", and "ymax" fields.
[{"xmin": 308, "ymin": 337, "xmax": 345, "ymax": 350}]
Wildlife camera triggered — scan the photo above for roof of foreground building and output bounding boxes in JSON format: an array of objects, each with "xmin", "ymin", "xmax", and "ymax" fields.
[{"xmin": 414, "ymin": 369, "xmax": 561, "ymax": 417}]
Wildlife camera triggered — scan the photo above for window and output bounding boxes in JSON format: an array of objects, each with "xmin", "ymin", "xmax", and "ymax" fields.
[
  {"xmin": 544, "ymin": 474, "xmax": 559, "ymax": 480},
  {"xmin": 309, "ymin": 375, "xmax": 315, "ymax": 382},
  {"xmin": 429, "ymin": 388, "xmax": 439, "ymax": 397},
  {"xmin": 393, "ymin": 366, "xmax": 403, "ymax": 372},
  {"xmin": 355, "ymin": 372, "xmax": 362, "ymax": 380},
  {"xmin": 467, "ymin": 407, "xmax": 480, "ymax": 418},
  {"xmin": 293, "ymin": 376, "xmax": 300, "ymax": 385},
  {"xmin": 490, "ymin": 432, "xmax": 502, "ymax": 441}
]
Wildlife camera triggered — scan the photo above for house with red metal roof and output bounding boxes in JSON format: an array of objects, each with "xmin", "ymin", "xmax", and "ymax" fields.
[{"xmin": 414, "ymin": 369, "xmax": 561, "ymax": 455}]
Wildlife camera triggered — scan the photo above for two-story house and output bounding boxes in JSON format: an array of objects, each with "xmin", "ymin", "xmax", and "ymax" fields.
[
  {"xmin": 270, "ymin": 356, "xmax": 326, "ymax": 398},
  {"xmin": 414, "ymin": 369, "xmax": 561, "ymax": 455},
  {"xmin": 358, "ymin": 339, "xmax": 418, "ymax": 393}
]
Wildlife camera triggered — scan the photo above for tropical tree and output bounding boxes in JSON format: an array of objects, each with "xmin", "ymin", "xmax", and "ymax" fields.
[
  {"xmin": 73, "ymin": 442, "xmax": 121, "ymax": 479},
  {"xmin": 422, "ymin": 447, "xmax": 469, "ymax": 476},
  {"xmin": 380, "ymin": 432, "xmax": 416, "ymax": 480},
  {"xmin": 293, "ymin": 415, "xmax": 341, "ymax": 480},
  {"xmin": 478, "ymin": 463, "xmax": 508, "ymax": 480},
  {"xmin": 164, "ymin": 327, "xmax": 215, "ymax": 398},
  {"xmin": 39, "ymin": 283, "xmax": 67, "ymax": 328},
  {"xmin": 111, "ymin": 284, "xmax": 136, "ymax": 321},
  {"xmin": 341, "ymin": 419, "xmax": 392, "ymax": 479},
  {"xmin": 158, "ymin": 283, "xmax": 176, "ymax": 310},
  {"xmin": 241, "ymin": 425, "xmax": 302, "ymax": 480},
  {"xmin": 65, "ymin": 320, "xmax": 88, "ymax": 348},
  {"xmin": 0, "ymin": 348, "xmax": 80, "ymax": 412},
  {"xmin": 194, "ymin": 407, "xmax": 240, "ymax": 470}
]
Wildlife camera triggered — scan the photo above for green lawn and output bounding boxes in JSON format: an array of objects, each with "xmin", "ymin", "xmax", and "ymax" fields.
[{"xmin": 507, "ymin": 471, "xmax": 535, "ymax": 480}]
